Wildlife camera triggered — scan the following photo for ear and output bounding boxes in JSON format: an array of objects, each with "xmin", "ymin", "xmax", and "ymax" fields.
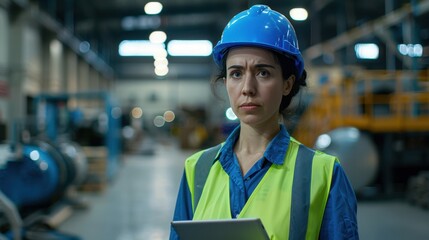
[{"xmin": 283, "ymin": 75, "xmax": 295, "ymax": 96}]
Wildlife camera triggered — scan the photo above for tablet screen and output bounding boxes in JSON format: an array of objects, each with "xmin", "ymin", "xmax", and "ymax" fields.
[{"xmin": 171, "ymin": 218, "xmax": 270, "ymax": 240}]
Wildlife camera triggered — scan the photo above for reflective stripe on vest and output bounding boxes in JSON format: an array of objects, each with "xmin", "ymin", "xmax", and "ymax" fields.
[{"xmin": 184, "ymin": 138, "xmax": 337, "ymax": 240}]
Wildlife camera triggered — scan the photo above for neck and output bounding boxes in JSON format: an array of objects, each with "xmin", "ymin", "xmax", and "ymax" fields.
[{"xmin": 235, "ymin": 123, "xmax": 280, "ymax": 155}]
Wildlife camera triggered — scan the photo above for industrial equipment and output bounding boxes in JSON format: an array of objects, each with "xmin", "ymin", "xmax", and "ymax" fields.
[
  {"xmin": 293, "ymin": 70, "xmax": 429, "ymax": 197},
  {"xmin": 33, "ymin": 91, "xmax": 121, "ymax": 181},
  {"xmin": 0, "ymin": 139, "xmax": 85, "ymax": 239},
  {"xmin": 314, "ymin": 127, "xmax": 379, "ymax": 192}
]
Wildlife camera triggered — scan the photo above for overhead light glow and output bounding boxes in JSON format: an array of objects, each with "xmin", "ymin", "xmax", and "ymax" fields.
[
  {"xmin": 398, "ymin": 44, "xmax": 423, "ymax": 57},
  {"xmin": 153, "ymin": 48, "xmax": 168, "ymax": 59},
  {"xmin": 119, "ymin": 40, "xmax": 165, "ymax": 56},
  {"xmin": 153, "ymin": 115, "xmax": 165, "ymax": 127},
  {"xmin": 145, "ymin": 2, "xmax": 163, "ymax": 15},
  {"xmin": 154, "ymin": 58, "xmax": 168, "ymax": 68},
  {"xmin": 289, "ymin": 8, "xmax": 308, "ymax": 21},
  {"xmin": 315, "ymin": 134, "xmax": 331, "ymax": 150},
  {"xmin": 167, "ymin": 40, "xmax": 213, "ymax": 56},
  {"xmin": 225, "ymin": 107, "xmax": 237, "ymax": 121},
  {"xmin": 355, "ymin": 43, "xmax": 379, "ymax": 59},
  {"xmin": 163, "ymin": 110, "xmax": 175, "ymax": 122},
  {"xmin": 131, "ymin": 107, "xmax": 143, "ymax": 119},
  {"xmin": 155, "ymin": 65, "xmax": 169, "ymax": 76},
  {"xmin": 150, "ymin": 31, "xmax": 167, "ymax": 44}
]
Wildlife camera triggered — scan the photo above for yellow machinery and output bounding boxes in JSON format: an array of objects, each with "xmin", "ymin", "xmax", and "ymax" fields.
[
  {"xmin": 293, "ymin": 69, "xmax": 429, "ymax": 196},
  {"xmin": 294, "ymin": 70, "xmax": 429, "ymax": 145}
]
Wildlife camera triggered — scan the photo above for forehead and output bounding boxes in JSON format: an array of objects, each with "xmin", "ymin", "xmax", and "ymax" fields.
[{"xmin": 226, "ymin": 47, "xmax": 277, "ymax": 65}]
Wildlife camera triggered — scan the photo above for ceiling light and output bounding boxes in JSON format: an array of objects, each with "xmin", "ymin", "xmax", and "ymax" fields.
[
  {"xmin": 119, "ymin": 40, "xmax": 165, "ymax": 56},
  {"xmin": 289, "ymin": 8, "xmax": 308, "ymax": 21},
  {"xmin": 145, "ymin": 2, "xmax": 163, "ymax": 15},
  {"xmin": 153, "ymin": 48, "xmax": 168, "ymax": 59},
  {"xmin": 155, "ymin": 65, "xmax": 169, "ymax": 76},
  {"xmin": 154, "ymin": 58, "xmax": 168, "ymax": 68},
  {"xmin": 398, "ymin": 44, "xmax": 423, "ymax": 57},
  {"xmin": 355, "ymin": 43, "xmax": 379, "ymax": 59},
  {"xmin": 149, "ymin": 31, "xmax": 167, "ymax": 44},
  {"xmin": 167, "ymin": 40, "xmax": 213, "ymax": 56}
]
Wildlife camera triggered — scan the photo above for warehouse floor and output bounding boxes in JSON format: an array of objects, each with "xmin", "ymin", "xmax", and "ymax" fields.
[{"xmin": 58, "ymin": 140, "xmax": 429, "ymax": 240}]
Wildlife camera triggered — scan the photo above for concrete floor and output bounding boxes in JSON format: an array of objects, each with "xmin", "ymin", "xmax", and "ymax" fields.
[{"xmin": 58, "ymin": 140, "xmax": 429, "ymax": 240}]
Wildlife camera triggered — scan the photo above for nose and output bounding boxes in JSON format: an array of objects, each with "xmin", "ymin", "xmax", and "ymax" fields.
[{"xmin": 242, "ymin": 74, "xmax": 256, "ymax": 96}]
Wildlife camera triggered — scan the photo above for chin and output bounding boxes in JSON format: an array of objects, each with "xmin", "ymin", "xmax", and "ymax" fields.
[{"xmin": 239, "ymin": 115, "xmax": 279, "ymax": 128}]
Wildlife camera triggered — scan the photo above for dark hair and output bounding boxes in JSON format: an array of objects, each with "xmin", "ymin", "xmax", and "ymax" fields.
[{"xmin": 210, "ymin": 48, "xmax": 307, "ymax": 113}]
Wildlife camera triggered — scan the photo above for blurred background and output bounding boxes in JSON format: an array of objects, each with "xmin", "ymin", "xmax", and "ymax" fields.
[{"xmin": 0, "ymin": 0, "xmax": 429, "ymax": 239}]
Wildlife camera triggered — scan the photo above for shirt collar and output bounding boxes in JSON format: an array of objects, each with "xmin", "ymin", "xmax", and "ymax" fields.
[{"xmin": 219, "ymin": 124, "xmax": 290, "ymax": 166}]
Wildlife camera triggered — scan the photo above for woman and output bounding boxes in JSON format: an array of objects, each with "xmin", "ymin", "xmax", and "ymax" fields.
[{"xmin": 170, "ymin": 5, "xmax": 358, "ymax": 240}]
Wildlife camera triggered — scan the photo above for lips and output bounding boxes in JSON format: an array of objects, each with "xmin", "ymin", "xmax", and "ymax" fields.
[{"xmin": 239, "ymin": 102, "xmax": 260, "ymax": 109}]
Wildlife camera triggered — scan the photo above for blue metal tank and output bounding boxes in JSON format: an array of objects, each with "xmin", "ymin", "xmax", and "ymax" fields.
[{"xmin": 0, "ymin": 144, "xmax": 61, "ymax": 208}]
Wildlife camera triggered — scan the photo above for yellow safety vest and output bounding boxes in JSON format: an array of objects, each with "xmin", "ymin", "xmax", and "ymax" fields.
[{"xmin": 184, "ymin": 137, "xmax": 338, "ymax": 240}]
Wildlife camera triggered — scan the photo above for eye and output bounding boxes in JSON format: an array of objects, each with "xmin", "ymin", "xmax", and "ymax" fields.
[
  {"xmin": 257, "ymin": 69, "xmax": 270, "ymax": 78},
  {"xmin": 228, "ymin": 70, "xmax": 242, "ymax": 79}
]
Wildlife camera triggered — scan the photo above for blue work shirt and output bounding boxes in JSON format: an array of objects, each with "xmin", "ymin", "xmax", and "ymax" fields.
[{"xmin": 170, "ymin": 125, "xmax": 359, "ymax": 239}]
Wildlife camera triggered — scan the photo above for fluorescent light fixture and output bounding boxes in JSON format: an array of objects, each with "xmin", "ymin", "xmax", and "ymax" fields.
[
  {"xmin": 398, "ymin": 44, "xmax": 423, "ymax": 57},
  {"xmin": 355, "ymin": 43, "xmax": 379, "ymax": 59},
  {"xmin": 289, "ymin": 8, "xmax": 308, "ymax": 21},
  {"xmin": 119, "ymin": 40, "xmax": 165, "ymax": 56},
  {"xmin": 145, "ymin": 2, "xmax": 163, "ymax": 15},
  {"xmin": 150, "ymin": 31, "xmax": 167, "ymax": 43},
  {"xmin": 167, "ymin": 40, "xmax": 213, "ymax": 56}
]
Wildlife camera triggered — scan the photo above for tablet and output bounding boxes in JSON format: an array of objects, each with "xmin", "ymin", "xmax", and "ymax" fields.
[{"xmin": 171, "ymin": 218, "xmax": 270, "ymax": 240}]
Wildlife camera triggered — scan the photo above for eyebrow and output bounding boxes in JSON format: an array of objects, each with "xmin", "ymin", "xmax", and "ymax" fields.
[{"xmin": 227, "ymin": 64, "xmax": 276, "ymax": 70}]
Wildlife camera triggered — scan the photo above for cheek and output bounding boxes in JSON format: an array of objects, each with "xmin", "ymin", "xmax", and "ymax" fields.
[
  {"xmin": 226, "ymin": 82, "xmax": 239, "ymax": 97},
  {"xmin": 263, "ymin": 85, "xmax": 284, "ymax": 105},
  {"xmin": 225, "ymin": 84, "xmax": 237, "ymax": 105}
]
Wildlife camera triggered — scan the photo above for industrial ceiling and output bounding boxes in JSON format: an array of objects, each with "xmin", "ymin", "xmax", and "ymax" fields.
[{"xmin": 33, "ymin": 0, "xmax": 429, "ymax": 80}]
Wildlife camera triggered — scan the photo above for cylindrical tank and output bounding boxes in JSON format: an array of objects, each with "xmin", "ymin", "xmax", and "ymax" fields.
[
  {"xmin": 314, "ymin": 127, "xmax": 379, "ymax": 192},
  {"xmin": 0, "ymin": 138, "xmax": 88, "ymax": 210},
  {"xmin": 57, "ymin": 140, "xmax": 88, "ymax": 186},
  {"xmin": 0, "ymin": 144, "xmax": 63, "ymax": 208},
  {"xmin": 0, "ymin": 139, "xmax": 86, "ymax": 207}
]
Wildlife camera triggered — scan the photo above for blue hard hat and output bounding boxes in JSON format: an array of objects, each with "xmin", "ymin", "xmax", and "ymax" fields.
[{"xmin": 213, "ymin": 5, "xmax": 304, "ymax": 78}]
